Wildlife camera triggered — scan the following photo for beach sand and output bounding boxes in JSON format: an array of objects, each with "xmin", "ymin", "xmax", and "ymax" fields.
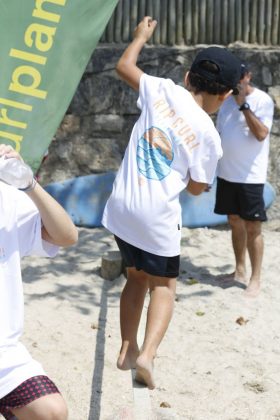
[{"xmin": 4, "ymin": 218, "xmax": 280, "ymax": 420}]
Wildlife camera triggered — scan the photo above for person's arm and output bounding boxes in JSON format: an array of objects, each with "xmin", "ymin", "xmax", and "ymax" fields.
[
  {"xmin": 116, "ymin": 16, "xmax": 157, "ymax": 91},
  {"xmin": 26, "ymin": 183, "xmax": 78, "ymax": 247},
  {"xmin": 239, "ymin": 108, "xmax": 268, "ymax": 141},
  {"xmin": 0, "ymin": 144, "xmax": 78, "ymax": 247},
  {"xmin": 187, "ymin": 178, "xmax": 207, "ymax": 195},
  {"xmin": 234, "ymin": 82, "xmax": 268, "ymax": 142}
]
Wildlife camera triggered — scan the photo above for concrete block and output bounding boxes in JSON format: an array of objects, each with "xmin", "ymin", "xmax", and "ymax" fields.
[{"xmin": 101, "ymin": 250, "xmax": 123, "ymax": 280}]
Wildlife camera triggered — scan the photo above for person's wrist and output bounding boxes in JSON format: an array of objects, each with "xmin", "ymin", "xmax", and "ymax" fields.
[
  {"xmin": 239, "ymin": 102, "xmax": 250, "ymax": 111},
  {"xmin": 134, "ymin": 34, "xmax": 149, "ymax": 44},
  {"xmin": 18, "ymin": 177, "xmax": 37, "ymax": 192}
]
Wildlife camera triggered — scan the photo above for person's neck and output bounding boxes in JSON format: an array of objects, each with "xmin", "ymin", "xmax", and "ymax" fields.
[
  {"xmin": 190, "ymin": 91, "xmax": 219, "ymax": 114},
  {"xmin": 246, "ymin": 84, "xmax": 254, "ymax": 96}
]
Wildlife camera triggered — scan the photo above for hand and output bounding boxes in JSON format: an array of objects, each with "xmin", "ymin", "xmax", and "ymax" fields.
[
  {"xmin": 0, "ymin": 144, "xmax": 34, "ymax": 189},
  {"xmin": 0, "ymin": 143, "xmax": 22, "ymax": 161},
  {"xmin": 233, "ymin": 80, "xmax": 247, "ymax": 106},
  {"xmin": 133, "ymin": 16, "xmax": 157, "ymax": 43}
]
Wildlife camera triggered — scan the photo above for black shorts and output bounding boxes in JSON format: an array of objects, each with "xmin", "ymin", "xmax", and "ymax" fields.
[
  {"xmin": 0, "ymin": 375, "xmax": 60, "ymax": 419},
  {"xmin": 214, "ymin": 177, "xmax": 267, "ymax": 221},
  {"xmin": 114, "ymin": 236, "xmax": 180, "ymax": 278}
]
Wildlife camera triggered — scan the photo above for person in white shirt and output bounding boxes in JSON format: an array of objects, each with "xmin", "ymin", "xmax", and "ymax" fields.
[
  {"xmin": 214, "ymin": 63, "xmax": 274, "ymax": 297},
  {"xmin": 0, "ymin": 144, "xmax": 78, "ymax": 420},
  {"xmin": 102, "ymin": 16, "xmax": 241, "ymax": 389}
]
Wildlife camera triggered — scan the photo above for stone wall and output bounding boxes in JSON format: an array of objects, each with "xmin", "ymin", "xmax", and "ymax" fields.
[{"xmin": 38, "ymin": 44, "xmax": 280, "ymax": 218}]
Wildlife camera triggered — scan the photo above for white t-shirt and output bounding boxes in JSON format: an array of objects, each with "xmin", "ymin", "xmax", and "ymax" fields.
[
  {"xmin": 102, "ymin": 74, "xmax": 222, "ymax": 256},
  {"xmin": 0, "ymin": 182, "xmax": 58, "ymax": 398},
  {"xmin": 216, "ymin": 88, "xmax": 274, "ymax": 183}
]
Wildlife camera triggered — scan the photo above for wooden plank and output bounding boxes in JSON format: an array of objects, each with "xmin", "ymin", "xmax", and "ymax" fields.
[
  {"xmin": 192, "ymin": 0, "xmax": 199, "ymax": 45},
  {"xmin": 153, "ymin": 0, "xmax": 161, "ymax": 45},
  {"xmin": 213, "ymin": 0, "xmax": 221, "ymax": 44},
  {"xmin": 221, "ymin": 0, "xmax": 228, "ymax": 44},
  {"xmin": 168, "ymin": 0, "xmax": 176, "ymax": 45},
  {"xmin": 242, "ymin": 0, "xmax": 250, "ymax": 43},
  {"xmin": 199, "ymin": 0, "xmax": 207, "ymax": 44},
  {"xmin": 235, "ymin": 0, "xmax": 242, "ymax": 41},
  {"xmin": 183, "ymin": 0, "xmax": 192, "ymax": 44},
  {"xmin": 114, "ymin": 0, "xmax": 123, "ymax": 43},
  {"xmin": 176, "ymin": 0, "xmax": 184, "ymax": 45},
  {"xmin": 272, "ymin": 0, "xmax": 280, "ymax": 44},
  {"xmin": 265, "ymin": 0, "xmax": 273, "ymax": 44},
  {"xmin": 250, "ymin": 0, "xmax": 257, "ymax": 43},
  {"xmin": 160, "ymin": 0, "xmax": 168, "ymax": 44},
  {"xmin": 228, "ymin": 0, "xmax": 235, "ymax": 43},
  {"xmin": 206, "ymin": 0, "xmax": 213, "ymax": 44},
  {"xmin": 138, "ymin": 0, "xmax": 146, "ymax": 20},
  {"xmin": 122, "ymin": 0, "xmax": 130, "ymax": 42},
  {"xmin": 130, "ymin": 0, "xmax": 138, "ymax": 40},
  {"xmin": 103, "ymin": 15, "xmax": 113, "ymax": 43},
  {"xmin": 258, "ymin": 0, "xmax": 265, "ymax": 44}
]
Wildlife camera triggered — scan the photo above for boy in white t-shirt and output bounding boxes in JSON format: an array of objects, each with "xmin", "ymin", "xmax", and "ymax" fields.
[
  {"xmin": 0, "ymin": 144, "xmax": 78, "ymax": 419},
  {"xmin": 102, "ymin": 16, "xmax": 241, "ymax": 389}
]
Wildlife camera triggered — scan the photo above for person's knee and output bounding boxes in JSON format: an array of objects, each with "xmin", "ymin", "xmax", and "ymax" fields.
[
  {"xmin": 245, "ymin": 220, "xmax": 262, "ymax": 238},
  {"xmin": 41, "ymin": 393, "xmax": 68, "ymax": 420},
  {"xmin": 50, "ymin": 400, "xmax": 68, "ymax": 420},
  {"xmin": 28, "ymin": 394, "xmax": 68, "ymax": 420},
  {"xmin": 39, "ymin": 402, "xmax": 67, "ymax": 420},
  {"xmin": 149, "ymin": 277, "xmax": 176, "ymax": 295},
  {"xmin": 228, "ymin": 214, "xmax": 243, "ymax": 228}
]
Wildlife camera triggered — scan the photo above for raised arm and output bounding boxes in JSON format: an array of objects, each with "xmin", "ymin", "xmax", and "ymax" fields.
[
  {"xmin": 234, "ymin": 77, "xmax": 269, "ymax": 142},
  {"xmin": 116, "ymin": 16, "xmax": 157, "ymax": 91},
  {"xmin": 0, "ymin": 144, "xmax": 78, "ymax": 247}
]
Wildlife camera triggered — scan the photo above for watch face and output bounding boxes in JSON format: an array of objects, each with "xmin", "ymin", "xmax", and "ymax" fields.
[{"xmin": 240, "ymin": 102, "xmax": 250, "ymax": 111}]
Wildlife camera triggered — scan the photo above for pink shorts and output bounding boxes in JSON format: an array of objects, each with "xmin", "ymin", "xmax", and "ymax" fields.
[{"xmin": 0, "ymin": 375, "xmax": 60, "ymax": 419}]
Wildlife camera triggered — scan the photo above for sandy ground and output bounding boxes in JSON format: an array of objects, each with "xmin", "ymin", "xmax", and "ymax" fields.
[{"xmin": 4, "ymin": 213, "xmax": 280, "ymax": 420}]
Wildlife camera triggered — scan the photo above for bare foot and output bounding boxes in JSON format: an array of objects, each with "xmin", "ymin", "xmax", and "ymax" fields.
[
  {"xmin": 135, "ymin": 355, "xmax": 155, "ymax": 390},
  {"xmin": 117, "ymin": 345, "xmax": 139, "ymax": 370},
  {"xmin": 217, "ymin": 271, "xmax": 247, "ymax": 284},
  {"xmin": 244, "ymin": 281, "xmax": 260, "ymax": 298}
]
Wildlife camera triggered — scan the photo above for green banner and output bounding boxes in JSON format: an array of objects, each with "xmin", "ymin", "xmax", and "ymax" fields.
[{"xmin": 0, "ymin": 0, "xmax": 118, "ymax": 170}]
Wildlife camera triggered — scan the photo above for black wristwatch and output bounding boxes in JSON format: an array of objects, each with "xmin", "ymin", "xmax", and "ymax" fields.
[{"xmin": 239, "ymin": 102, "xmax": 250, "ymax": 111}]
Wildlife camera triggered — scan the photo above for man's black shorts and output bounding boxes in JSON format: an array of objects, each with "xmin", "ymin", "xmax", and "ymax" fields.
[
  {"xmin": 214, "ymin": 177, "xmax": 267, "ymax": 221},
  {"xmin": 114, "ymin": 236, "xmax": 180, "ymax": 278}
]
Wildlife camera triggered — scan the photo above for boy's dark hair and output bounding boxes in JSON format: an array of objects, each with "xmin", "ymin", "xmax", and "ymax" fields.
[{"xmin": 188, "ymin": 60, "xmax": 232, "ymax": 95}]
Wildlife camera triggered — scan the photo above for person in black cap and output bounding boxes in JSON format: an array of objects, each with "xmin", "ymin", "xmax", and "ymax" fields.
[
  {"xmin": 102, "ymin": 16, "xmax": 241, "ymax": 390},
  {"xmin": 214, "ymin": 62, "xmax": 274, "ymax": 297}
]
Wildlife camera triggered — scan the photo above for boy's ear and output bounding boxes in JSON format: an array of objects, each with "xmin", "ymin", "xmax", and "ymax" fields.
[
  {"xmin": 218, "ymin": 89, "xmax": 232, "ymax": 102},
  {"xmin": 184, "ymin": 71, "xmax": 190, "ymax": 88}
]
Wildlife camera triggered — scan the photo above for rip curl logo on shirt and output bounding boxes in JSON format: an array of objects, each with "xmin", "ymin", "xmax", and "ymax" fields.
[{"xmin": 137, "ymin": 127, "xmax": 174, "ymax": 180}]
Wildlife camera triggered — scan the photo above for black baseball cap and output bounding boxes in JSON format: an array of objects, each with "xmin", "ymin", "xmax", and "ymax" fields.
[
  {"xmin": 190, "ymin": 46, "xmax": 241, "ymax": 95},
  {"xmin": 240, "ymin": 63, "xmax": 250, "ymax": 79}
]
